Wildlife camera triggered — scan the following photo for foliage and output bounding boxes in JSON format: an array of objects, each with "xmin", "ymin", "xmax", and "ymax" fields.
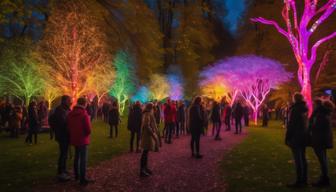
[
  {"xmin": 109, "ymin": 50, "xmax": 135, "ymax": 113},
  {"xmin": 251, "ymin": 0, "xmax": 336, "ymax": 115},
  {"xmin": 38, "ymin": 0, "xmax": 109, "ymax": 101},
  {"xmin": 148, "ymin": 73, "xmax": 170, "ymax": 101},
  {"xmin": 101, "ymin": 0, "xmax": 164, "ymax": 81},
  {"xmin": 0, "ymin": 39, "xmax": 44, "ymax": 105}
]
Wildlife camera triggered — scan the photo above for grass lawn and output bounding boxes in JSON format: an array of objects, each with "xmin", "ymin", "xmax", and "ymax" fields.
[
  {"xmin": 221, "ymin": 120, "xmax": 336, "ymax": 192},
  {"xmin": 0, "ymin": 119, "xmax": 130, "ymax": 192}
]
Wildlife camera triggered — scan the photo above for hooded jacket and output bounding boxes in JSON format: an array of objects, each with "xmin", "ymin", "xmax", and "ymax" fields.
[{"xmin": 67, "ymin": 106, "xmax": 91, "ymax": 146}]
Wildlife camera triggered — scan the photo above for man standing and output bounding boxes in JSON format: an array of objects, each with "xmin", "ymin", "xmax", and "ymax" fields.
[
  {"xmin": 49, "ymin": 95, "xmax": 72, "ymax": 181},
  {"xmin": 189, "ymin": 96, "xmax": 204, "ymax": 159},
  {"xmin": 128, "ymin": 101, "xmax": 143, "ymax": 152},
  {"xmin": 67, "ymin": 97, "xmax": 92, "ymax": 186},
  {"xmin": 233, "ymin": 101, "xmax": 244, "ymax": 134}
]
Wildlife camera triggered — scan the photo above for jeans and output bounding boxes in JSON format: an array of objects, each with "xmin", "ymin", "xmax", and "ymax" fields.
[
  {"xmin": 235, "ymin": 117, "xmax": 242, "ymax": 134},
  {"xmin": 26, "ymin": 128, "xmax": 38, "ymax": 144},
  {"xmin": 130, "ymin": 131, "xmax": 140, "ymax": 151},
  {"xmin": 58, "ymin": 141, "xmax": 69, "ymax": 174},
  {"xmin": 313, "ymin": 148, "xmax": 329, "ymax": 180},
  {"xmin": 214, "ymin": 121, "xmax": 221, "ymax": 138},
  {"xmin": 74, "ymin": 145, "xmax": 88, "ymax": 182},
  {"xmin": 166, "ymin": 122, "xmax": 174, "ymax": 143},
  {"xmin": 191, "ymin": 133, "xmax": 201, "ymax": 155},
  {"xmin": 109, "ymin": 124, "xmax": 118, "ymax": 138},
  {"xmin": 140, "ymin": 149, "xmax": 149, "ymax": 171},
  {"xmin": 291, "ymin": 147, "xmax": 307, "ymax": 183}
]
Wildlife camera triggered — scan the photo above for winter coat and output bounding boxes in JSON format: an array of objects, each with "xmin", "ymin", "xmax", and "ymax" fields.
[
  {"xmin": 189, "ymin": 104, "xmax": 204, "ymax": 134},
  {"xmin": 128, "ymin": 104, "xmax": 142, "ymax": 133},
  {"xmin": 233, "ymin": 103, "xmax": 244, "ymax": 119},
  {"xmin": 211, "ymin": 104, "xmax": 221, "ymax": 123},
  {"xmin": 28, "ymin": 105, "xmax": 39, "ymax": 130},
  {"xmin": 164, "ymin": 104, "xmax": 177, "ymax": 123},
  {"xmin": 140, "ymin": 111, "xmax": 158, "ymax": 151},
  {"xmin": 67, "ymin": 106, "xmax": 91, "ymax": 146},
  {"xmin": 285, "ymin": 101, "xmax": 308, "ymax": 148},
  {"xmin": 177, "ymin": 105, "xmax": 185, "ymax": 122},
  {"xmin": 49, "ymin": 104, "xmax": 70, "ymax": 143},
  {"xmin": 310, "ymin": 105, "xmax": 333, "ymax": 149},
  {"xmin": 108, "ymin": 107, "xmax": 120, "ymax": 125}
]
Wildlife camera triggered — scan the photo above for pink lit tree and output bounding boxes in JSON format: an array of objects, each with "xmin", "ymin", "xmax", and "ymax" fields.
[
  {"xmin": 251, "ymin": 0, "xmax": 336, "ymax": 115},
  {"xmin": 203, "ymin": 56, "xmax": 292, "ymax": 125}
]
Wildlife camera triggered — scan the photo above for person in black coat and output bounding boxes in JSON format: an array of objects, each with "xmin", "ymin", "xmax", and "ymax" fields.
[
  {"xmin": 128, "ymin": 101, "xmax": 142, "ymax": 152},
  {"xmin": 25, "ymin": 101, "xmax": 40, "ymax": 144},
  {"xmin": 233, "ymin": 101, "xmax": 244, "ymax": 134},
  {"xmin": 285, "ymin": 93, "xmax": 309, "ymax": 188},
  {"xmin": 177, "ymin": 101, "xmax": 186, "ymax": 135},
  {"xmin": 243, "ymin": 105, "xmax": 250, "ymax": 127},
  {"xmin": 211, "ymin": 101, "xmax": 221, "ymax": 140},
  {"xmin": 189, "ymin": 96, "xmax": 204, "ymax": 159},
  {"xmin": 49, "ymin": 95, "xmax": 72, "ymax": 181},
  {"xmin": 262, "ymin": 104, "xmax": 269, "ymax": 127},
  {"xmin": 224, "ymin": 104, "xmax": 232, "ymax": 131},
  {"xmin": 108, "ymin": 101, "xmax": 120, "ymax": 138},
  {"xmin": 309, "ymin": 99, "xmax": 334, "ymax": 187}
]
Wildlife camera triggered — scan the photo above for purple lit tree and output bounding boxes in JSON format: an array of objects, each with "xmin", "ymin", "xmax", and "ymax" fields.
[
  {"xmin": 251, "ymin": 0, "xmax": 336, "ymax": 115},
  {"xmin": 201, "ymin": 56, "xmax": 292, "ymax": 125}
]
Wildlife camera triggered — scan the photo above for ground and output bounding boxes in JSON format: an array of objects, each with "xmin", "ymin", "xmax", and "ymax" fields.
[
  {"xmin": 221, "ymin": 121, "xmax": 336, "ymax": 192},
  {"xmin": 35, "ymin": 128, "xmax": 246, "ymax": 192}
]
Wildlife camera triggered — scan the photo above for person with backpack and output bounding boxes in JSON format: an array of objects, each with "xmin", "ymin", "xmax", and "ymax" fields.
[{"xmin": 49, "ymin": 95, "xmax": 72, "ymax": 181}]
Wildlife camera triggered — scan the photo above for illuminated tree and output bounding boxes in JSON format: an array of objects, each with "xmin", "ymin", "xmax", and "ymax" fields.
[
  {"xmin": 200, "ymin": 76, "xmax": 232, "ymax": 103},
  {"xmin": 0, "ymin": 39, "xmax": 44, "ymax": 105},
  {"xmin": 229, "ymin": 56, "xmax": 291, "ymax": 125},
  {"xmin": 251, "ymin": 0, "xmax": 336, "ymax": 115},
  {"xmin": 148, "ymin": 74, "xmax": 170, "ymax": 101},
  {"xmin": 167, "ymin": 73, "xmax": 184, "ymax": 101},
  {"xmin": 39, "ymin": 0, "xmax": 109, "ymax": 101},
  {"xmin": 87, "ymin": 65, "xmax": 115, "ymax": 105},
  {"xmin": 109, "ymin": 51, "xmax": 135, "ymax": 113}
]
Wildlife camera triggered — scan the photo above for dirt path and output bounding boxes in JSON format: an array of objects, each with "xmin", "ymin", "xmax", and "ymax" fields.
[{"xmin": 35, "ymin": 129, "xmax": 246, "ymax": 192}]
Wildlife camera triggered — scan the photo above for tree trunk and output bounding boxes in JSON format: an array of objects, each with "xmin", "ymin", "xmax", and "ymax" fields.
[
  {"xmin": 253, "ymin": 109, "xmax": 258, "ymax": 125},
  {"xmin": 301, "ymin": 67, "xmax": 313, "ymax": 116}
]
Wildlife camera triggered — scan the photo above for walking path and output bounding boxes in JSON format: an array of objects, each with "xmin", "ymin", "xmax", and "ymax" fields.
[{"xmin": 35, "ymin": 129, "xmax": 246, "ymax": 192}]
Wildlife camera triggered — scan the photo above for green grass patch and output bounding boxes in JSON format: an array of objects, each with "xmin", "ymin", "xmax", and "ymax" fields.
[
  {"xmin": 0, "ymin": 119, "xmax": 130, "ymax": 192},
  {"xmin": 221, "ymin": 121, "xmax": 336, "ymax": 192}
]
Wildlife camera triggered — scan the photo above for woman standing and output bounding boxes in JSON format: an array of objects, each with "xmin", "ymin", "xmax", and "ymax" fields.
[
  {"xmin": 285, "ymin": 93, "xmax": 308, "ymax": 188},
  {"xmin": 108, "ymin": 102, "xmax": 120, "ymax": 138},
  {"xmin": 140, "ymin": 103, "xmax": 159, "ymax": 177},
  {"xmin": 189, "ymin": 96, "xmax": 204, "ymax": 159},
  {"xmin": 26, "ymin": 101, "xmax": 40, "ymax": 144},
  {"xmin": 310, "ymin": 98, "xmax": 334, "ymax": 187}
]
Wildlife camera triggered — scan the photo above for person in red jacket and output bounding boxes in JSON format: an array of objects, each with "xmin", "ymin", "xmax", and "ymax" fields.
[
  {"xmin": 164, "ymin": 98, "xmax": 177, "ymax": 144},
  {"xmin": 67, "ymin": 97, "xmax": 93, "ymax": 186}
]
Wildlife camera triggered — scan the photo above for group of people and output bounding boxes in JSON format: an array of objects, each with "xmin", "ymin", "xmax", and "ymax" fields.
[{"xmin": 286, "ymin": 93, "xmax": 334, "ymax": 188}]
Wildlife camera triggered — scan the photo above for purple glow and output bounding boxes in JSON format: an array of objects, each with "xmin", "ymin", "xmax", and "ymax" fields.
[
  {"xmin": 251, "ymin": 0, "xmax": 336, "ymax": 115},
  {"xmin": 167, "ymin": 74, "xmax": 184, "ymax": 101}
]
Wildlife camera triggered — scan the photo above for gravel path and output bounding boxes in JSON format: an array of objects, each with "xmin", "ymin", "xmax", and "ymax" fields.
[{"xmin": 35, "ymin": 129, "xmax": 246, "ymax": 192}]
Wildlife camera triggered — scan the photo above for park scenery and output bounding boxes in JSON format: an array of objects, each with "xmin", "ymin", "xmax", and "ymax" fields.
[{"xmin": 0, "ymin": 0, "xmax": 336, "ymax": 192}]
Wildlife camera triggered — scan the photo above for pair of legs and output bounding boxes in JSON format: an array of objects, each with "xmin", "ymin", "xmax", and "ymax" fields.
[
  {"xmin": 225, "ymin": 117, "xmax": 231, "ymax": 131},
  {"xmin": 58, "ymin": 141, "xmax": 69, "ymax": 175},
  {"xmin": 313, "ymin": 147, "xmax": 329, "ymax": 183},
  {"xmin": 26, "ymin": 128, "xmax": 38, "ymax": 144},
  {"xmin": 109, "ymin": 124, "xmax": 118, "ymax": 138},
  {"xmin": 165, "ymin": 122, "xmax": 174, "ymax": 144},
  {"xmin": 178, "ymin": 120, "xmax": 185, "ymax": 135},
  {"xmin": 191, "ymin": 132, "xmax": 201, "ymax": 157},
  {"xmin": 130, "ymin": 131, "xmax": 141, "ymax": 152},
  {"xmin": 290, "ymin": 146, "xmax": 308, "ymax": 184},
  {"xmin": 213, "ymin": 121, "xmax": 221, "ymax": 139},
  {"xmin": 74, "ymin": 145, "xmax": 88, "ymax": 183},
  {"xmin": 140, "ymin": 149, "xmax": 152, "ymax": 176},
  {"xmin": 235, "ymin": 118, "xmax": 242, "ymax": 134}
]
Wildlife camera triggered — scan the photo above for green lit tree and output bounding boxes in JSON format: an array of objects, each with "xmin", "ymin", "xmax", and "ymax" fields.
[
  {"xmin": 0, "ymin": 40, "xmax": 44, "ymax": 105},
  {"xmin": 109, "ymin": 51, "xmax": 135, "ymax": 114}
]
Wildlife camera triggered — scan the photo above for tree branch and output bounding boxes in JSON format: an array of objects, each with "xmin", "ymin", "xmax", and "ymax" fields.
[
  {"xmin": 310, "ymin": 31, "xmax": 336, "ymax": 64},
  {"xmin": 251, "ymin": 17, "xmax": 289, "ymax": 38}
]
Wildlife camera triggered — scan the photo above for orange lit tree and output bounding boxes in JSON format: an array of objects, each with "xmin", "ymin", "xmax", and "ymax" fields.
[{"xmin": 39, "ymin": 0, "xmax": 109, "ymax": 101}]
